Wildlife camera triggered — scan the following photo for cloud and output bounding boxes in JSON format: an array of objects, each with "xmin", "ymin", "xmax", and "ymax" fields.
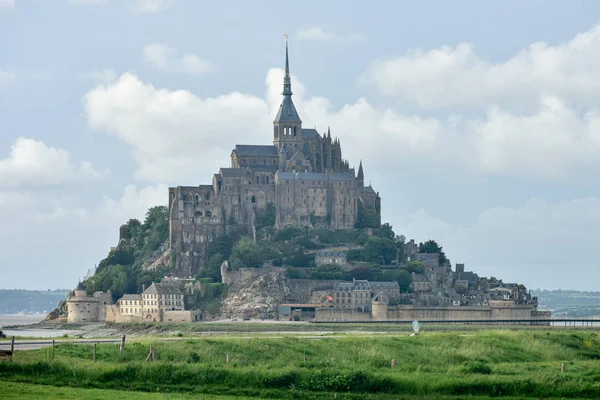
[
  {"xmin": 297, "ymin": 27, "xmax": 364, "ymax": 43},
  {"xmin": 0, "ymin": 69, "xmax": 16, "ymax": 88},
  {"xmin": 0, "ymin": 183, "xmax": 167, "ymax": 289},
  {"xmin": 362, "ymin": 25, "xmax": 600, "ymax": 110},
  {"xmin": 84, "ymin": 61, "xmax": 600, "ymax": 184},
  {"xmin": 143, "ymin": 43, "xmax": 214, "ymax": 74},
  {"xmin": 401, "ymin": 197, "xmax": 600, "ymax": 290},
  {"xmin": 0, "ymin": 0, "xmax": 14, "ymax": 10},
  {"xmin": 133, "ymin": 0, "xmax": 173, "ymax": 13},
  {"xmin": 0, "ymin": 138, "xmax": 108, "ymax": 190}
]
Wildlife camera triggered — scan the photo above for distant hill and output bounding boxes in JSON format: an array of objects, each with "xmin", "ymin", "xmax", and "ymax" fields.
[
  {"xmin": 0, "ymin": 289, "xmax": 69, "ymax": 314},
  {"xmin": 532, "ymin": 289, "xmax": 600, "ymax": 318}
]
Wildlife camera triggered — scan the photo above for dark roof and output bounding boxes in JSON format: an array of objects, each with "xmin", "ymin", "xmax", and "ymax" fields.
[
  {"xmin": 119, "ymin": 294, "xmax": 141, "ymax": 301},
  {"xmin": 75, "ymin": 281, "xmax": 85, "ymax": 291},
  {"xmin": 370, "ymin": 281, "xmax": 400, "ymax": 290},
  {"xmin": 278, "ymin": 171, "xmax": 356, "ymax": 182},
  {"xmin": 234, "ymin": 145, "xmax": 278, "ymax": 157},
  {"xmin": 219, "ymin": 168, "xmax": 245, "ymax": 177},
  {"xmin": 316, "ymin": 251, "xmax": 346, "ymax": 257},
  {"xmin": 274, "ymin": 96, "xmax": 302, "ymax": 123},
  {"xmin": 143, "ymin": 283, "xmax": 182, "ymax": 295},
  {"xmin": 302, "ymin": 128, "xmax": 319, "ymax": 138}
]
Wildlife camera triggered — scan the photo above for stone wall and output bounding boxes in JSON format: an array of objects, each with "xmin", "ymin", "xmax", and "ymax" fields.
[
  {"xmin": 315, "ymin": 307, "xmax": 372, "ymax": 322},
  {"xmin": 163, "ymin": 310, "xmax": 200, "ymax": 323},
  {"xmin": 287, "ymin": 279, "xmax": 337, "ymax": 303}
]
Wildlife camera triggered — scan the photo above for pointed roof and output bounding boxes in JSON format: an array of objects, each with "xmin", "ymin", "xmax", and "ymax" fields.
[
  {"xmin": 357, "ymin": 161, "xmax": 364, "ymax": 180},
  {"xmin": 75, "ymin": 281, "xmax": 85, "ymax": 291},
  {"xmin": 274, "ymin": 36, "xmax": 301, "ymax": 124}
]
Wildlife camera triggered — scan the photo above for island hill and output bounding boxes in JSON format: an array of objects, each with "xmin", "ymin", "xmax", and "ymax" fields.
[{"xmin": 50, "ymin": 40, "xmax": 549, "ymax": 324}]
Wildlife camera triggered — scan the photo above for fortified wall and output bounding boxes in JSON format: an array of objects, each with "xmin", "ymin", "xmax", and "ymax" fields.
[{"xmin": 316, "ymin": 301, "xmax": 550, "ymax": 324}]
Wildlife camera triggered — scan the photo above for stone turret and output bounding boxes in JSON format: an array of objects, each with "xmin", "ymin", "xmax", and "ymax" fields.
[{"xmin": 273, "ymin": 37, "xmax": 302, "ymax": 150}]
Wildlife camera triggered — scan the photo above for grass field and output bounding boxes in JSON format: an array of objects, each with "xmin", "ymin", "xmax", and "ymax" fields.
[{"xmin": 2, "ymin": 329, "xmax": 600, "ymax": 399}]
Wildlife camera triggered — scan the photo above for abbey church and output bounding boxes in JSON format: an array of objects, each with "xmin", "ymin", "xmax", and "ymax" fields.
[{"xmin": 169, "ymin": 40, "xmax": 381, "ymax": 275}]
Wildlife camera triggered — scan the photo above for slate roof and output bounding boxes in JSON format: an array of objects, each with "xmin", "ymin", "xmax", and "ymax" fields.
[
  {"xmin": 370, "ymin": 281, "xmax": 400, "ymax": 290},
  {"xmin": 334, "ymin": 282, "xmax": 354, "ymax": 291},
  {"xmin": 316, "ymin": 251, "xmax": 346, "ymax": 257},
  {"xmin": 278, "ymin": 171, "xmax": 356, "ymax": 182},
  {"xmin": 118, "ymin": 294, "xmax": 141, "ymax": 302},
  {"xmin": 274, "ymin": 96, "xmax": 302, "ymax": 123},
  {"xmin": 143, "ymin": 283, "xmax": 182, "ymax": 295},
  {"xmin": 233, "ymin": 145, "xmax": 278, "ymax": 157},
  {"xmin": 219, "ymin": 168, "xmax": 245, "ymax": 177},
  {"xmin": 301, "ymin": 128, "xmax": 319, "ymax": 138}
]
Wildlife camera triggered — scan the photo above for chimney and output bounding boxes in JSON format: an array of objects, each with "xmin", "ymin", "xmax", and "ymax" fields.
[{"xmin": 142, "ymin": 284, "xmax": 146, "ymax": 292}]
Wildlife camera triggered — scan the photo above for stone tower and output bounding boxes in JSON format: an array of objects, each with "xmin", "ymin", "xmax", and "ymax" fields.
[{"xmin": 273, "ymin": 37, "xmax": 303, "ymax": 151}]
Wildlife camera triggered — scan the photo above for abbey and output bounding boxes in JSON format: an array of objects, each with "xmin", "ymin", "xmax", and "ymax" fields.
[{"xmin": 169, "ymin": 40, "xmax": 381, "ymax": 275}]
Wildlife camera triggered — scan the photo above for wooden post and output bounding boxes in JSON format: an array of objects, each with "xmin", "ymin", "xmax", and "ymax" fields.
[
  {"xmin": 120, "ymin": 334, "xmax": 126, "ymax": 357},
  {"xmin": 391, "ymin": 359, "xmax": 397, "ymax": 368},
  {"xmin": 93, "ymin": 343, "xmax": 97, "ymax": 363},
  {"xmin": 145, "ymin": 347, "xmax": 152, "ymax": 362},
  {"xmin": 52, "ymin": 340, "xmax": 55, "ymax": 360},
  {"xmin": 152, "ymin": 347, "xmax": 156, "ymax": 362},
  {"xmin": 561, "ymin": 363, "xmax": 565, "ymax": 373},
  {"xmin": 10, "ymin": 337, "xmax": 14, "ymax": 362},
  {"xmin": 303, "ymin": 356, "xmax": 307, "ymax": 362},
  {"xmin": 226, "ymin": 354, "xmax": 230, "ymax": 366}
]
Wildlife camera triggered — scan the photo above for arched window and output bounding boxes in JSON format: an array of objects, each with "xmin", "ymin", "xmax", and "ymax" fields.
[
  {"xmin": 205, "ymin": 194, "xmax": 209, "ymax": 201},
  {"xmin": 205, "ymin": 211, "xmax": 212, "ymax": 217},
  {"xmin": 293, "ymin": 126, "xmax": 297, "ymax": 136},
  {"xmin": 251, "ymin": 196, "xmax": 256, "ymax": 203},
  {"xmin": 194, "ymin": 211, "xmax": 202, "ymax": 218},
  {"xmin": 266, "ymin": 176, "xmax": 269, "ymax": 184},
  {"xmin": 256, "ymin": 176, "xmax": 259, "ymax": 184}
]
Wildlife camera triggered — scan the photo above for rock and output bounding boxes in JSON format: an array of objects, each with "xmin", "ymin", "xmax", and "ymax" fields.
[{"xmin": 220, "ymin": 271, "xmax": 290, "ymax": 319}]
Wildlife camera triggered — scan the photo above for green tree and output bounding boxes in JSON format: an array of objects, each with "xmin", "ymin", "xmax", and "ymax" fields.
[
  {"xmin": 404, "ymin": 260, "xmax": 424, "ymax": 274},
  {"xmin": 418, "ymin": 239, "xmax": 447, "ymax": 265},
  {"xmin": 395, "ymin": 234, "xmax": 406, "ymax": 264},
  {"xmin": 362, "ymin": 237, "xmax": 397, "ymax": 264},
  {"xmin": 377, "ymin": 223, "xmax": 395, "ymax": 241}
]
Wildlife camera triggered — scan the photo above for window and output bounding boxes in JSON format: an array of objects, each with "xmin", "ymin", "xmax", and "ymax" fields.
[
  {"xmin": 256, "ymin": 176, "xmax": 259, "ymax": 184},
  {"xmin": 251, "ymin": 196, "xmax": 256, "ymax": 203}
]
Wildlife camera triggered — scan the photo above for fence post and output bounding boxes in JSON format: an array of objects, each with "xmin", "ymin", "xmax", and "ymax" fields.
[
  {"xmin": 10, "ymin": 337, "xmax": 14, "ymax": 362},
  {"xmin": 93, "ymin": 343, "xmax": 97, "ymax": 363},
  {"xmin": 120, "ymin": 334, "xmax": 126, "ymax": 357},
  {"xmin": 561, "ymin": 363, "xmax": 565, "ymax": 373},
  {"xmin": 391, "ymin": 359, "xmax": 397, "ymax": 368},
  {"xmin": 52, "ymin": 340, "xmax": 55, "ymax": 360},
  {"xmin": 226, "ymin": 354, "xmax": 230, "ymax": 366}
]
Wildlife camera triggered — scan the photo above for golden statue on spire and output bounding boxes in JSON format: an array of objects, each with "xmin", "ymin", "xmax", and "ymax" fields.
[{"xmin": 284, "ymin": 33, "xmax": 289, "ymax": 41}]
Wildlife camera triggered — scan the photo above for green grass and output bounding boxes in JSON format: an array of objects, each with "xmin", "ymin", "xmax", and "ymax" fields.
[{"xmin": 2, "ymin": 330, "xmax": 600, "ymax": 398}]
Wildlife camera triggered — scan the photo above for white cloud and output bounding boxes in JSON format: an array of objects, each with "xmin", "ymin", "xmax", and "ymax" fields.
[
  {"xmin": 363, "ymin": 25, "xmax": 600, "ymax": 110},
  {"xmin": 0, "ymin": 0, "xmax": 14, "ymax": 10},
  {"xmin": 143, "ymin": 43, "xmax": 214, "ymax": 74},
  {"xmin": 0, "ymin": 183, "xmax": 167, "ymax": 289},
  {"xmin": 133, "ymin": 0, "xmax": 173, "ymax": 13},
  {"xmin": 297, "ymin": 27, "xmax": 364, "ymax": 43},
  {"xmin": 83, "ymin": 62, "xmax": 600, "ymax": 184},
  {"xmin": 0, "ymin": 138, "xmax": 108, "ymax": 190},
  {"xmin": 0, "ymin": 69, "xmax": 16, "ymax": 88},
  {"xmin": 401, "ymin": 197, "xmax": 600, "ymax": 290},
  {"xmin": 69, "ymin": 0, "xmax": 105, "ymax": 4}
]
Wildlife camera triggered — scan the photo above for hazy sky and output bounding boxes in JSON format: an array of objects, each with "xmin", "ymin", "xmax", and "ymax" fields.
[{"xmin": 1, "ymin": 0, "xmax": 600, "ymax": 290}]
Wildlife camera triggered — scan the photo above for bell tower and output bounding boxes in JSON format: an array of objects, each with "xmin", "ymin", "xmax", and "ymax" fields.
[{"xmin": 273, "ymin": 35, "xmax": 302, "ymax": 150}]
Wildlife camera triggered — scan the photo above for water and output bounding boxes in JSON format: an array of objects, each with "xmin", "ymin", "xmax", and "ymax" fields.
[{"xmin": 0, "ymin": 314, "xmax": 73, "ymax": 338}]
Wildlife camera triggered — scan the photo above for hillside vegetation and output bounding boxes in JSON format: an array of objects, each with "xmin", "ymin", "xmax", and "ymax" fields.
[
  {"xmin": 2, "ymin": 330, "xmax": 600, "ymax": 398},
  {"xmin": 82, "ymin": 206, "xmax": 171, "ymax": 299}
]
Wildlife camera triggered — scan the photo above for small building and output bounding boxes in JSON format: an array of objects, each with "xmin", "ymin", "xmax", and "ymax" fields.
[
  {"xmin": 66, "ymin": 282, "xmax": 113, "ymax": 323},
  {"xmin": 315, "ymin": 251, "xmax": 347, "ymax": 266},
  {"xmin": 142, "ymin": 282, "xmax": 185, "ymax": 322},
  {"xmin": 278, "ymin": 303, "xmax": 325, "ymax": 321},
  {"xmin": 117, "ymin": 294, "xmax": 142, "ymax": 316}
]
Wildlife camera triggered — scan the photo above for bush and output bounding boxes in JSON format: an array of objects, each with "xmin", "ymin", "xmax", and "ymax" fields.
[{"xmin": 460, "ymin": 361, "xmax": 492, "ymax": 375}]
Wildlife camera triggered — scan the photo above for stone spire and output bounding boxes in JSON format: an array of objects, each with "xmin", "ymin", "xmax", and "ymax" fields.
[
  {"xmin": 273, "ymin": 35, "xmax": 301, "ymax": 125},
  {"xmin": 357, "ymin": 160, "xmax": 364, "ymax": 181},
  {"xmin": 283, "ymin": 35, "xmax": 292, "ymax": 96}
]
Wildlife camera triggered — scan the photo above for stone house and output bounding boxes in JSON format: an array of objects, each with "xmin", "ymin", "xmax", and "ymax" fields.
[
  {"xmin": 332, "ymin": 279, "xmax": 400, "ymax": 312},
  {"xmin": 142, "ymin": 282, "xmax": 185, "ymax": 322},
  {"xmin": 315, "ymin": 251, "xmax": 347, "ymax": 266}
]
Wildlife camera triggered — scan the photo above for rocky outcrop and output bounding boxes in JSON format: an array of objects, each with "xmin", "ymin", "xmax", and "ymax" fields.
[
  {"xmin": 44, "ymin": 299, "xmax": 68, "ymax": 321},
  {"xmin": 143, "ymin": 245, "xmax": 171, "ymax": 271},
  {"xmin": 220, "ymin": 271, "xmax": 290, "ymax": 319}
]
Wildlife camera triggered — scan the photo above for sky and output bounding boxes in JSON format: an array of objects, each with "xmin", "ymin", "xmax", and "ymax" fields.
[{"xmin": 1, "ymin": 0, "xmax": 600, "ymax": 290}]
